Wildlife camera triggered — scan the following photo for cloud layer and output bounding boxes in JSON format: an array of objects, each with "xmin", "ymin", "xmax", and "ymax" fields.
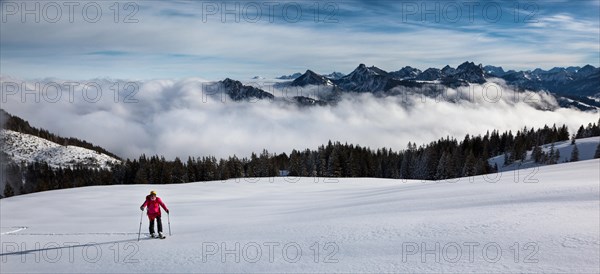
[{"xmin": 2, "ymin": 76, "xmax": 598, "ymax": 160}]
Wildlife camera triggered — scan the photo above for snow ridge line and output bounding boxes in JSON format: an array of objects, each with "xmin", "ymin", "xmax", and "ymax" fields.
[{"xmin": 0, "ymin": 226, "xmax": 28, "ymax": 235}]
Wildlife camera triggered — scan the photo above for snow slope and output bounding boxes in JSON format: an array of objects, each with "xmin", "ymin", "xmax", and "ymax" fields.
[
  {"xmin": 489, "ymin": 136, "xmax": 600, "ymax": 172},
  {"xmin": 1, "ymin": 160, "xmax": 599, "ymax": 273},
  {"xmin": 1, "ymin": 129, "xmax": 120, "ymax": 169}
]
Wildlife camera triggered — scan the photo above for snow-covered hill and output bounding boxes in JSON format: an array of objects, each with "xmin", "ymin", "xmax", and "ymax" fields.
[
  {"xmin": 1, "ymin": 160, "xmax": 598, "ymax": 273},
  {"xmin": 1, "ymin": 129, "xmax": 121, "ymax": 169},
  {"xmin": 489, "ymin": 136, "xmax": 600, "ymax": 172}
]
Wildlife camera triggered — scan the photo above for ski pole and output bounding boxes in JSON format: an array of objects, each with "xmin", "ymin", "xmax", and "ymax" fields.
[
  {"xmin": 137, "ymin": 209, "xmax": 144, "ymax": 241},
  {"xmin": 167, "ymin": 212, "xmax": 172, "ymax": 236}
]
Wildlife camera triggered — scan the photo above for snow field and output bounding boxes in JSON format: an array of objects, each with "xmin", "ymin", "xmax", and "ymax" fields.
[{"xmin": 0, "ymin": 159, "xmax": 598, "ymax": 273}]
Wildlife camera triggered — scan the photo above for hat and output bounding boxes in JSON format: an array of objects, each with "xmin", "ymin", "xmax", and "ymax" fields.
[{"xmin": 150, "ymin": 190, "xmax": 157, "ymax": 196}]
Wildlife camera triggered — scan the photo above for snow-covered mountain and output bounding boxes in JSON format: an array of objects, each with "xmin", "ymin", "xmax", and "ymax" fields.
[
  {"xmin": 448, "ymin": 61, "xmax": 487, "ymax": 84},
  {"xmin": 290, "ymin": 70, "xmax": 334, "ymax": 87},
  {"xmin": 1, "ymin": 159, "xmax": 598, "ymax": 272},
  {"xmin": 415, "ymin": 67, "xmax": 443, "ymax": 81},
  {"xmin": 389, "ymin": 66, "xmax": 422, "ymax": 80},
  {"xmin": 575, "ymin": 65, "xmax": 598, "ymax": 79},
  {"xmin": 440, "ymin": 64, "xmax": 457, "ymax": 76},
  {"xmin": 291, "ymin": 96, "xmax": 329, "ymax": 106},
  {"xmin": 263, "ymin": 61, "xmax": 600, "ymax": 109},
  {"xmin": 322, "ymin": 71, "xmax": 345, "ymax": 80},
  {"xmin": 276, "ymin": 72, "xmax": 303, "ymax": 80},
  {"xmin": 277, "ymin": 72, "xmax": 344, "ymax": 82},
  {"xmin": 484, "ymin": 65, "xmax": 506, "ymax": 76},
  {"xmin": 1, "ymin": 129, "xmax": 120, "ymax": 169},
  {"xmin": 217, "ymin": 78, "xmax": 275, "ymax": 101},
  {"xmin": 500, "ymin": 65, "xmax": 600, "ymax": 97},
  {"xmin": 335, "ymin": 64, "xmax": 395, "ymax": 92}
]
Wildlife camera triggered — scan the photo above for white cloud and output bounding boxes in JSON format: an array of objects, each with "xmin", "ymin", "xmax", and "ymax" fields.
[{"xmin": 2, "ymin": 76, "xmax": 597, "ymax": 160}]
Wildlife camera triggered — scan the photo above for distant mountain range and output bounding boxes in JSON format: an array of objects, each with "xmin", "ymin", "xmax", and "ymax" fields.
[{"xmin": 213, "ymin": 61, "xmax": 600, "ymax": 110}]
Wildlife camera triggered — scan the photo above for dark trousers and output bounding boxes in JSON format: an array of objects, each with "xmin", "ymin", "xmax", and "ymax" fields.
[{"xmin": 149, "ymin": 216, "xmax": 163, "ymax": 234}]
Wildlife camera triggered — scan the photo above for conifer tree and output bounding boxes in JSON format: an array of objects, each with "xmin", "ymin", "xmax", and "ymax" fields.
[
  {"xmin": 570, "ymin": 144, "xmax": 579, "ymax": 162},
  {"xmin": 532, "ymin": 144, "xmax": 543, "ymax": 163},
  {"xmin": 3, "ymin": 183, "xmax": 14, "ymax": 198},
  {"xmin": 548, "ymin": 143, "xmax": 556, "ymax": 164},
  {"xmin": 462, "ymin": 152, "xmax": 476, "ymax": 176}
]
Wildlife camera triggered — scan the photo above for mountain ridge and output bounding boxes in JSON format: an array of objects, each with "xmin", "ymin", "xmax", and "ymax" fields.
[{"xmin": 228, "ymin": 62, "xmax": 599, "ymax": 109}]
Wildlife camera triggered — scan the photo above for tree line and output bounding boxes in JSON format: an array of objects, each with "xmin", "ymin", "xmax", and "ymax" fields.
[{"xmin": 3, "ymin": 120, "xmax": 599, "ymax": 198}]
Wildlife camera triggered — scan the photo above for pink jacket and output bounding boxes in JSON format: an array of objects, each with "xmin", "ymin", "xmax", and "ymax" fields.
[{"xmin": 141, "ymin": 195, "xmax": 169, "ymax": 216}]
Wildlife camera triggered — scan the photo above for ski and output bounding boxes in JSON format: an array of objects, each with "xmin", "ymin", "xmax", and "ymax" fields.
[{"xmin": 149, "ymin": 234, "xmax": 166, "ymax": 239}]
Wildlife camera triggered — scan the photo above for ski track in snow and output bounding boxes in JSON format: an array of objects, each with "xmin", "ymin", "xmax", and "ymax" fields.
[
  {"xmin": 0, "ymin": 159, "xmax": 599, "ymax": 273},
  {"xmin": 4, "ymin": 232, "xmax": 140, "ymax": 236},
  {"xmin": 0, "ymin": 226, "xmax": 28, "ymax": 235}
]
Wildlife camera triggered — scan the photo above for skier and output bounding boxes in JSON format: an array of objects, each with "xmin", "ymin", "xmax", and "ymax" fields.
[{"xmin": 140, "ymin": 190, "xmax": 169, "ymax": 238}]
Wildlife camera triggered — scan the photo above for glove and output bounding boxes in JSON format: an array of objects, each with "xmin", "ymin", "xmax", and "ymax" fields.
[
  {"xmin": 140, "ymin": 206, "xmax": 144, "ymax": 211},
  {"xmin": 166, "ymin": 209, "xmax": 170, "ymax": 214}
]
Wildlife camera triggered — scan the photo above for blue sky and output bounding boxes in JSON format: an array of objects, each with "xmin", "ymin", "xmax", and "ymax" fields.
[{"xmin": 1, "ymin": 0, "xmax": 599, "ymax": 80}]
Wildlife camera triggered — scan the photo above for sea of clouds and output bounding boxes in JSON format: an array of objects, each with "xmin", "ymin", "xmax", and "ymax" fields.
[{"xmin": 1, "ymin": 76, "xmax": 598, "ymax": 160}]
